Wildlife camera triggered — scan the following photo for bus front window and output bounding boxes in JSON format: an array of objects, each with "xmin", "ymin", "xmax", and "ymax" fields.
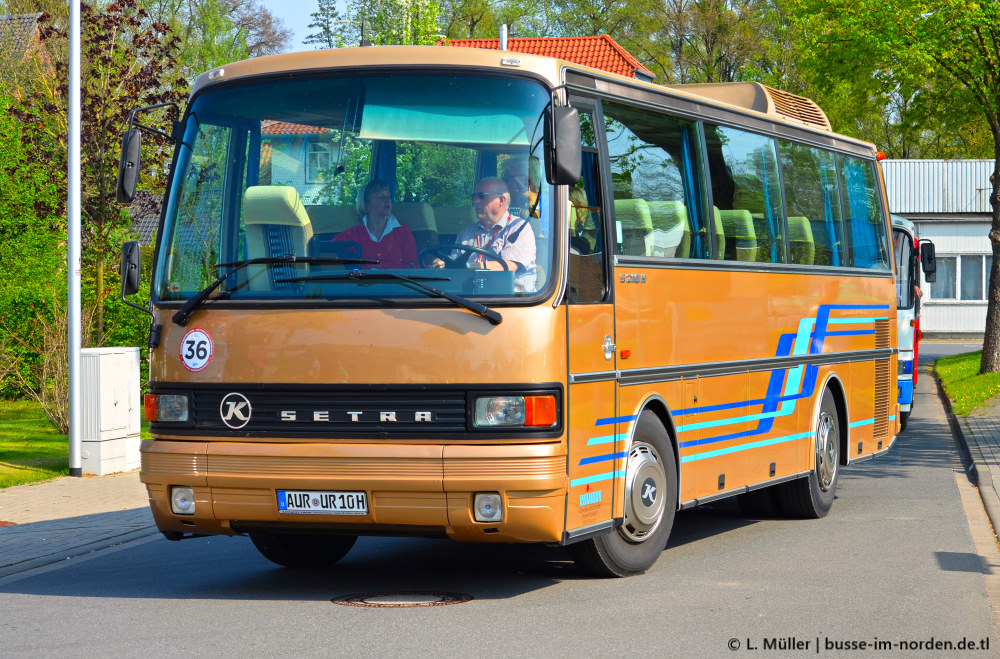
[{"xmin": 154, "ymin": 73, "xmax": 555, "ymax": 304}]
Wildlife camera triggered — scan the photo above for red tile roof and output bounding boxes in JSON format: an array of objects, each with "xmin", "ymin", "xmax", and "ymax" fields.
[
  {"xmin": 261, "ymin": 120, "xmax": 329, "ymax": 135},
  {"xmin": 437, "ymin": 35, "xmax": 654, "ymax": 80}
]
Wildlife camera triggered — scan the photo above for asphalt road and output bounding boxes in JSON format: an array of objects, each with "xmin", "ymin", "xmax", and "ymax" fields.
[{"xmin": 2, "ymin": 367, "xmax": 997, "ymax": 657}]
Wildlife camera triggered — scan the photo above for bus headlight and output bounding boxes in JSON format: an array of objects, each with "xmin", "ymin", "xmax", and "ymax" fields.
[
  {"xmin": 170, "ymin": 486, "xmax": 195, "ymax": 515},
  {"xmin": 473, "ymin": 395, "xmax": 557, "ymax": 427},
  {"xmin": 145, "ymin": 394, "xmax": 189, "ymax": 422}
]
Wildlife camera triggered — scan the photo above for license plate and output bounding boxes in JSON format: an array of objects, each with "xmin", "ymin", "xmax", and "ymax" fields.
[{"xmin": 277, "ymin": 490, "xmax": 368, "ymax": 515}]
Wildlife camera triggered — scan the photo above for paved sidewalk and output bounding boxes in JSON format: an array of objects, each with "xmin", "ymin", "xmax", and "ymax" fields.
[
  {"xmin": 0, "ymin": 471, "xmax": 157, "ymax": 578},
  {"xmin": 959, "ymin": 412, "xmax": 1000, "ymax": 535}
]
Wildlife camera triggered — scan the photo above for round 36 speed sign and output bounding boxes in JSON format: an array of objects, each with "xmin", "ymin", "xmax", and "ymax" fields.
[{"xmin": 180, "ymin": 328, "xmax": 214, "ymax": 372}]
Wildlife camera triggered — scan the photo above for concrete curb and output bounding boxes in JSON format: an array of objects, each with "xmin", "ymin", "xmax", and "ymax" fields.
[
  {"xmin": 0, "ymin": 527, "xmax": 159, "ymax": 579},
  {"xmin": 935, "ymin": 372, "xmax": 1000, "ymax": 536}
]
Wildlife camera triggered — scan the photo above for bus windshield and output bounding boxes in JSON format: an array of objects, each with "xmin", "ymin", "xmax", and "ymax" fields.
[{"xmin": 154, "ymin": 72, "xmax": 555, "ymax": 303}]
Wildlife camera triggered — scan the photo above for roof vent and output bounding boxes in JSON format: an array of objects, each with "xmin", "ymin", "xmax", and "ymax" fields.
[{"xmin": 667, "ymin": 82, "xmax": 831, "ymax": 131}]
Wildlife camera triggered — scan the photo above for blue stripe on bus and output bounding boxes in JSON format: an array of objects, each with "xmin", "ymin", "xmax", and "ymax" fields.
[
  {"xmin": 575, "ymin": 304, "xmax": 891, "ymax": 481},
  {"xmin": 579, "ymin": 451, "xmax": 629, "ymax": 466}
]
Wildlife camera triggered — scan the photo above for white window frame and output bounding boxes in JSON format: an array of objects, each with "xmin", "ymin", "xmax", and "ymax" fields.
[
  {"xmin": 927, "ymin": 253, "xmax": 990, "ymax": 302},
  {"xmin": 306, "ymin": 139, "xmax": 334, "ymax": 183}
]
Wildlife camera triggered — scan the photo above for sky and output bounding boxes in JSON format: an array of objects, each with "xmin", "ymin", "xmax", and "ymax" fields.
[{"xmin": 259, "ymin": 0, "xmax": 321, "ymax": 52}]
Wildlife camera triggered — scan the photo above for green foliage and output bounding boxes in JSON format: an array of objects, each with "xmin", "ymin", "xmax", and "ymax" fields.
[
  {"xmin": 0, "ymin": 94, "xmax": 66, "ymax": 398},
  {"xmin": 788, "ymin": 0, "xmax": 999, "ymax": 158},
  {"xmin": 304, "ymin": 0, "xmax": 343, "ymax": 49},
  {"xmin": 326, "ymin": 0, "xmax": 443, "ymax": 46},
  {"xmin": 936, "ymin": 351, "xmax": 1000, "ymax": 416},
  {"xmin": 145, "ymin": 0, "xmax": 291, "ymax": 79}
]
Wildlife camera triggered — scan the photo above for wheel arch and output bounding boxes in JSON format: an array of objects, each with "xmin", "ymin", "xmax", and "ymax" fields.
[
  {"xmin": 626, "ymin": 395, "xmax": 682, "ymax": 511},
  {"xmin": 819, "ymin": 372, "xmax": 850, "ymax": 466}
]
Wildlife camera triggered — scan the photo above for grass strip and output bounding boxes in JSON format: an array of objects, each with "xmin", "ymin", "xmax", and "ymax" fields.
[{"xmin": 935, "ymin": 350, "xmax": 1000, "ymax": 416}]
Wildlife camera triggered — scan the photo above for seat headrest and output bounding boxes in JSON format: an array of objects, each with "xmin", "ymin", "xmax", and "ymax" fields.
[
  {"xmin": 614, "ymin": 198, "xmax": 652, "ymax": 230},
  {"xmin": 787, "ymin": 216, "xmax": 813, "ymax": 241},
  {"xmin": 393, "ymin": 202, "xmax": 437, "ymax": 232},
  {"xmin": 306, "ymin": 205, "xmax": 359, "ymax": 234},
  {"xmin": 243, "ymin": 186, "xmax": 310, "ymax": 227},
  {"xmin": 718, "ymin": 209, "xmax": 755, "ymax": 236},
  {"xmin": 647, "ymin": 200, "xmax": 688, "ymax": 229}
]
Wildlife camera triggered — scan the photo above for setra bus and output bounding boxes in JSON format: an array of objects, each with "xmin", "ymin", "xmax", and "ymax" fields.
[
  {"xmin": 890, "ymin": 215, "xmax": 935, "ymax": 431},
  {"xmin": 118, "ymin": 46, "xmax": 899, "ymax": 576}
]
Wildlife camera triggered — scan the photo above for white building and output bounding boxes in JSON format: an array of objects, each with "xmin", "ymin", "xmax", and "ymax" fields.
[{"xmin": 882, "ymin": 159, "xmax": 994, "ymax": 337}]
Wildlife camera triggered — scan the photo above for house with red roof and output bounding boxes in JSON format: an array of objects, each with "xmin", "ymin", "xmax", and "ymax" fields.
[
  {"xmin": 260, "ymin": 120, "xmax": 340, "ymax": 203},
  {"xmin": 437, "ymin": 34, "xmax": 655, "ymax": 82}
]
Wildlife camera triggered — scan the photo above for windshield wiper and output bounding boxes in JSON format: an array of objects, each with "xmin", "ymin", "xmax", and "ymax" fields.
[
  {"xmin": 172, "ymin": 255, "xmax": 377, "ymax": 326},
  {"xmin": 278, "ymin": 270, "xmax": 503, "ymax": 326}
]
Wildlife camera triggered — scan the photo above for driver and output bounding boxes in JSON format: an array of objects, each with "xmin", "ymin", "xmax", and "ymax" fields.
[{"xmin": 432, "ymin": 177, "xmax": 536, "ymax": 292}]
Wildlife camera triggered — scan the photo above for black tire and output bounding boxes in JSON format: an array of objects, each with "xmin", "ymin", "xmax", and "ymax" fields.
[
  {"xmin": 248, "ymin": 531, "xmax": 357, "ymax": 568},
  {"xmin": 775, "ymin": 388, "xmax": 840, "ymax": 519},
  {"xmin": 899, "ymin": 410, "xmax": 909, "ymax": 432},
  {"xmin": 568, "ymin": 411, "xmax": 677, "ymax": 577}
]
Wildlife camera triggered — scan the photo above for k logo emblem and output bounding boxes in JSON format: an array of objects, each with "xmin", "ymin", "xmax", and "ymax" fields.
[{"xmin": 220, "ymin": 392, "xmax": 252, "ymax": 429}]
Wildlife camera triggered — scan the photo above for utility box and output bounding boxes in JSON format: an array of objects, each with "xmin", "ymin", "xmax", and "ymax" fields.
[{"xmin": 81, "ymin": 347, "xmax": 141, "ymax": 475}]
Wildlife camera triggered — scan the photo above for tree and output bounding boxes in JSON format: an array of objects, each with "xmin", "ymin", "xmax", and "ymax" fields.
[
  {"xmin": 304, "ymin": 0, "xmax": 342, "ymax": 49},
  {"xmin": 143, "ymin": 1, "xmax": 291, "ymax": 81},
  {"xmin": 789, "ymin": 0, "xmax": 1000, "ymax": 372},
  {"xmin": 16, "ymin": 1, "xmax": 189, "ymax": 344},
  {"xmin": 325, "ymin": 0, "xmax": 443, "ymax": 47}
]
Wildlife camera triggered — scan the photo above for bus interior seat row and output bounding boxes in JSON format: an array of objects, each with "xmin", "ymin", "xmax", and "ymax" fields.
[{"xmin": 611, "ymin": 195, "xmax": 819, "ymax": 265}]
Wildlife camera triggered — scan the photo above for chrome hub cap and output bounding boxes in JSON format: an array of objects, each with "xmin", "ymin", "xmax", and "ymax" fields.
[
  {"xmin": 620, "ymin": 442, "xmax": 666, "ymax": 542},
  {"xmin": 815, "ymin": 411, "xmax": 838, "ymax": 491}
]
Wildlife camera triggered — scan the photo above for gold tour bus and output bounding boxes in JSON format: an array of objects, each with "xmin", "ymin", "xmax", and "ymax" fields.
[{"xmin": 118, "ymin": 45, "xmax": 899, "ymax": 577}]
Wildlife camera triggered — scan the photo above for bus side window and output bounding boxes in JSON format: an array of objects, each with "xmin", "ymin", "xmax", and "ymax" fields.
[
  {"xmin": 839, "ymin": 155, "xmax": 891, "ymax": 270},
  {"xmin": 778, "ymin": 140, "xmax": 845, "ymax": 267},
  {"xmin": 704, "ymin": 124, "xmax": 785, "ymax": 264},
  {"xmin": 567, "ymin": 110, "xmax": 607, "ymax": 304},
  {"xmin": 602, "ymin": 100, "xmax": 708, "ymax": 260}
]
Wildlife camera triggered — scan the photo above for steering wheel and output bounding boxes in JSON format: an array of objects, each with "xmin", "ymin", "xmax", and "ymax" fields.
[{"xmin": 419, "ymin": 244, "xmax": 509, "ymax": 271}]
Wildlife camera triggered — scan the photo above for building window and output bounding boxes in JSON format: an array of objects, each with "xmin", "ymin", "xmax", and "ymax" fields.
[
  {"xmin": 961, "ymin": 256, "xmax": 984, "ymax": 300},
  {"xmin": 306, "ymin": 140, "xmax": 333, "ymax": 183},
  {"xmin": 929, "ymin": 254, "xmax": 991, "ymax": 301}
]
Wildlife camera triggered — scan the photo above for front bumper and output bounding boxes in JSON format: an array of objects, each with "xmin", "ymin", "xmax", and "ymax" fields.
[{"xmin": 140, "ymin": 439, "xmax": 568, "ymax": 543}]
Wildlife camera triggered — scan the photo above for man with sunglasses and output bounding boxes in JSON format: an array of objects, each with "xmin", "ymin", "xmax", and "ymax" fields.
[{"xmin": 434, "ymin": 177, "xmax": 536, "ymax": 293}]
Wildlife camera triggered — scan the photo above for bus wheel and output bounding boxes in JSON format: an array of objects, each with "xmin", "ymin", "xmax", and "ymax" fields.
[
  {"xmin": 899, "ymin": 410, "xmax": 909, "ymax": 432},
  {"xmin": 249, "ymin": 531, "xmax": 357, "ymax": 568},
  {"xmin": 568, "ymin": 411, "xmax": 676, "ymax": 577},
  {"xmin": 777, "ymin": 389, "xmax": 839, "ymax": 518}
]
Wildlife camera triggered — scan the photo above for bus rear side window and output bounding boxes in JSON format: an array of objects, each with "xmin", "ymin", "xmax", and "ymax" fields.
[
  {"xmin": 840, "ymin": 155, "xmax": 890, "ymax": 270},
  {"xmin": 704, "ymin": 124, "xmax": 784, "ymax": 264}
]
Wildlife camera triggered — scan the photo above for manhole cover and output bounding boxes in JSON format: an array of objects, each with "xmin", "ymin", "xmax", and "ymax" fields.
[
  {"xmin": 331, "ymin": 592, "xmax": 473, "ymax": 608},
  {"xmin": 0, "ymin": 521, "xmax": 16, "ymax": 527}
]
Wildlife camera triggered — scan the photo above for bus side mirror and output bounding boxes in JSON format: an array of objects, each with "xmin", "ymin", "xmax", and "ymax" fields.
[
  {"xmin": 544, "ymin": 106, "xmax": 581, "ymax": 185},
  {"xmin": 121, "ymin": 240, "xmax": 142, "ymax": 297},
  {"xmin": 116, "ymin": 128, "xmax": 142, "ymax": 204},
  {"xmin": 920, "ymin": 240, "xmax": 936, "ymax": 283}
]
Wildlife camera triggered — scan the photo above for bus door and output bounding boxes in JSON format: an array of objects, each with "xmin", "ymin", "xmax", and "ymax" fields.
[{"xmin": 564, "ymin": 105, "xmax": 618, "ymax": 540}]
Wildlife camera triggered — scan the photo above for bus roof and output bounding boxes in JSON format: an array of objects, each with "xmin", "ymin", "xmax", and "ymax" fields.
[{"xmin": 192, "ymin": 46, "xmax": 851, "ymax": 146}]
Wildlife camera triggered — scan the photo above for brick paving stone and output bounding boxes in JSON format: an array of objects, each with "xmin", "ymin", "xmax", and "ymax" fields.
[{"xmin": 0, "ymin": 471, "xmax": 156, "ymax": 578}]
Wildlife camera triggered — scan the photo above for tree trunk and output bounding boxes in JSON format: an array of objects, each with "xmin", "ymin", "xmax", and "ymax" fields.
[
  {"xmin": 95, "ymin": 259, "xmax": 104, "ymax": 346},
  {"xmin": 979, "ymin": 139, "xmax": 1000, "ymax": 373}
]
